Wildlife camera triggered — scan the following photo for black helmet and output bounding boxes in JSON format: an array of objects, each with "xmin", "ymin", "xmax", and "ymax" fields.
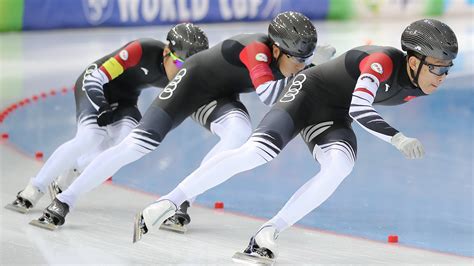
[
  {"xmin": 167, "ymin": 23, "xmax": 209, "ymax": 59},
  {"xmin": 268, "ymin": 11, "xmax": 317, "ymax": 58},
  {"xmin": 401, "ymin": 19, "xmax": 458, "ymax": 60}
]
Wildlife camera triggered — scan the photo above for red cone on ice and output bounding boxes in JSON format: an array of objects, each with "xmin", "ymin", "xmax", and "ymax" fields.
[
  {"xmin": 35, "ymin": 151, "xmax": 44, "ymax": 159},
  {"xmin": 388, "ymin": 235, "xmax": 398, "ymax": 243}
]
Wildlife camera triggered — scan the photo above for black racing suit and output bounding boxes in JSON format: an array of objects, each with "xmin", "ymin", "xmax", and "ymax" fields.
[
  {"xmin": 252, "ymin": 45, "xmax": 427, "ymax": 161},
  {"xmin": 74, "ymin": 38, "xmax": 169, "ymax": 126},
  {"xmin": 133, "ymin": 33, "xmax": 287, "ymax": 150}
]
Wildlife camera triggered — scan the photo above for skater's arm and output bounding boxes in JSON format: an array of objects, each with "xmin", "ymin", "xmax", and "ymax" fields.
[
  {"xmin": 255, "ymin": 44, "xmax": 338, "ymax": 106},
  {"xmin": 255, "ymin": 76, "xmax": 292, "ymax": 105},
  {"xmin": 349, "ymin": 55, "xmax": 425, "ymax": 160},
  {"xmin": 82, "ymin": 41, "xmax": 143, "ymax": 110},
  {"xmin": 240, "ymin": 42, "xmax": 293, "ymax": 106},
  {"xmin": 348, "ymin": 52, "xmax": 398, "ymax": 143},
  {"xmin": 239, "ymin": 42, "xmax": 274, "ymax": 89}
]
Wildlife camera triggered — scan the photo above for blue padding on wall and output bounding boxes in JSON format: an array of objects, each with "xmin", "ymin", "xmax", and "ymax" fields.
[{"xmin": 23, "ymin": 0, "xmax": 329, "ymax": 30}]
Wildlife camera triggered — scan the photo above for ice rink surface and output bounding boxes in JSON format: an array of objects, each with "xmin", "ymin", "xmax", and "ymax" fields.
[{"xmin": 1, "ymin": 17, "xmax": 473, "ymax": 264}]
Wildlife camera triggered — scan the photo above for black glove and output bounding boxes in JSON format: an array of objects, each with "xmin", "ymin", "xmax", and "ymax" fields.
[{"xmin": 96, "ymin": 104, "xmax": 114, "ymax": 127}]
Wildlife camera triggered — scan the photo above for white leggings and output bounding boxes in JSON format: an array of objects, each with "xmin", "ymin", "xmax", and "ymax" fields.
[
  {"xmin": 162, "ymin": 139, "xmax": 271, "ymax": 205},
  {"xmin": 32, "ymin": 120, "xmax": 136, "ymax": 193},
  {"xmin": 184, "ymin": 113, "xmax": 252, "ymax": 204},
  {"xmin": 267, "ymin": 144, "xmax": 354, "ymax": 232},
  {"xmin": 163, "ymin": 139, "xmax": 354, "ymax": 233},
  {"xmin": 203, "ymin": 113, "xmax": 252, "ymax": 163},
  {"xmin": 57, "ymin": 113, "xmax": 252, "ymax": 208},
  {"xmin": 75, "ymin": 119, "xmax": 138, "ymax": 172}
]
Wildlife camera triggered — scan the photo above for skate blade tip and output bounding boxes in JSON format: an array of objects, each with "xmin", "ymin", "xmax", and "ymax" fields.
[
  {"xmin": 29, "ymin": 219, "xmax": 58, "ymax": 231},
  {"xmin": 132, "ymin": 212, "xmax": 144, "ymax": 243},
  {"xmin": 232, "ymin": 252, "xmax": 275, "ymax": 265},
  {"xmin": 4, "ymin": 204, "xmax": 28, "ymax": 214},
  {"xmin": 132, "ymin": 236, "xmax": 141, "ymax": 243},
  {"xmin": 132, "ymin": 230, "xmax": 143, "ymax": 243},
  {"xmin": 159, "ymin": 224, "xmax": 187, "ymax": 234}
]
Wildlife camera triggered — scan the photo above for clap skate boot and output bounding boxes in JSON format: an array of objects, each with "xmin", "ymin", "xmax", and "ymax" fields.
[
  {"xmin": 133, "ymin": 199, "xmax": 177, "ymax": 243},
  {"xmin": 160, "ymin": 201, "xmax": 191, "ymax": 233},
  {"xmin": 232, "ymin": 225, "xmax": 279, "ymax": 265},
  {"xmin": 5, "ymin": 180, "xmax": 44, "ymax": 213},
  {"xmin": 29, "ymin": 198, "xmax": 70, "ymax": 230}
]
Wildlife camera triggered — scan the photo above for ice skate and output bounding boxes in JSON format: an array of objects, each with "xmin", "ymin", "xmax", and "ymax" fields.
[
  {"xmin": 132, "ymin": 199, "xmax": 177, "ymax": 243},
  {"xmin": 232, "ymin": 225, "xmax": 279, "ymax": 265},
  {"xmin": 48, "ymin": 168, "xmax": 79, "ymax": 200},
  {"xmin": 5, "ymin": 180, "xmax": 44, "ymax": 214},
  {"xmin": 47, "ymin": 181, "xmax": 62, "ymax": 201},
  {"xmin": 30, "ymin": 198, "xmax": 70, "ymax": 230},
  {"xmin": 160, "ymin": 201, "xmax": 191, "ymax": 233}
]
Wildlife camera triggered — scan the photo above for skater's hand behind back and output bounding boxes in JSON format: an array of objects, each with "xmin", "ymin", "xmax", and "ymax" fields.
[{"xmin": 97, "ymin": 104, "xmax": 114, "ymax": 127}]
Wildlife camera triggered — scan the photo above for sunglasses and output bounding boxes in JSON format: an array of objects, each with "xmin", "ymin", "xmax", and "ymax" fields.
[
  {"xmin": 168, "ymin": 51, "xmax": 185, "ymax": 69},
  {"xmin": 284, "ymin": 52, "xmax": 314, "ymax": 66},
  {"xmin": 422, "ymin": 61, "xmax": 453, "ymax": 76}
]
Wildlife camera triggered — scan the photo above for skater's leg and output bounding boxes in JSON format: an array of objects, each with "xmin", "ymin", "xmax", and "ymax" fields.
[
  {"xmin": 75, "ymin": 139, "xmax": 110, "ymax": 173},
  {"xmin": 57, "ymin": 105, "xmax": 172, "ymax": 208},
  {"xmin": 7, "ymin": 74, "xmax": 105, "ymax": 211},
  {"xmin": 108, "ymin": 104, "xmax": 142, "ymax": 146},
  {"xmin": 140, "ymin": 109, "xmax": 298, "ymax": 235},
  {"xmin": 11, "ymin": 124, "xmax": 105, "ymax": 211},
  {"xmin": 52, "ymin": 106, "xmax": 141, "ymax": 196},
  {"xmin": 244, "ymin": 124, "xmax": 356, "ymax": 260},
  {"xmin": 193, "ymin": 98, "xmax": 252, "ymax": 164},
  {"xmin": 162, "ymin": 108, "xmax": 298, "ymax": 208},
  {"xmin": 75, "ymin": 106, "xmax": 140, "ymax": 172},
  {"xmin": 163, "ymin": 106, "xmax": 253, "ymax": 228},
  {"xmin": 31, "ymin": 123, "xmax": 107, "ymax": 193},
  {"xmin": 152, "ymin": 137, "xmax": 274, "ymax": 232},
  {"xmin": 169, "ymin": 105, "xmax": 252, "ymax": 220},
  {"xmin": 108, "ymin": 118, "xmax": 139, "ymax": 146},
  {"xmin": 56, "ymin": 117, "xmax": 138, "ymax": 192},
  {"xmin": 201, "ymin": 112, "xmax": 252, "ymax": 162},
  {"xmin": 184, "ymin": 98, "xmax": 252, "ymax": 206},
  {"xmin": 57, "ymin": 134, "xmax": 109, "ymax": 192},
  {"xmin": 266, "ymin": 143, "xmax": 355, "ymax": 232},
  {"xmin": 56, "ymin": 136, "xmax": 148, "ymax": 208},
  {"xmin": 265, "ymin": 125, "xmax": 357, "ymax": 233}
]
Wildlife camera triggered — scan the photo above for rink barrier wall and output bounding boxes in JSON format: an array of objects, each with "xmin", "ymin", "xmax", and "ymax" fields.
[{"xmin": 0, "ymin": 0, "xmax": 473, "ymax": 31}]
